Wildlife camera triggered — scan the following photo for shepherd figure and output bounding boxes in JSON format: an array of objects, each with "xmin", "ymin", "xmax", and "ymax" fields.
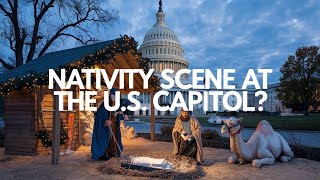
[{"xmin": 172, "ymin": 109, "xmax": 204, "ymax": 163}]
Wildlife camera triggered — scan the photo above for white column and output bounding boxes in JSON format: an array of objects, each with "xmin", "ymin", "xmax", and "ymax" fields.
[
  {"xmin": 163, "ymin": 94, "xmax": 165, "ymax": 104},
  {"xmin": 186, "ymin": 91, "xmax": 188, "ymax": 106},
  {"xmin": 148, "ymin": 104, "xmax": 151, "ymax": 115},
  {"xmin": 142, "ymin": 108, "xmax": 146, "ymax": 115},
  {"xmin": 170, "ymin": 91, "xmax": 175, "ymax": 115}
]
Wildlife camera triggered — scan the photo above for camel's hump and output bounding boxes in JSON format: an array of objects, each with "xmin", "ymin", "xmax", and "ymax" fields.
[{"xmin": 255, "ymin": 120, "xmax": 275, "ymax": 136}]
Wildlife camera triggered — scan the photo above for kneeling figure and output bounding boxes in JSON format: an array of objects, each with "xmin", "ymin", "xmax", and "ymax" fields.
[{"xmin": 172, "ymin": 109, "xmax": 203, "ymax": 163}]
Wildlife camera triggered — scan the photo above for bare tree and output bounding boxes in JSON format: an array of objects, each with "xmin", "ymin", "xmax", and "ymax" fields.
[{"xmin": 0, "ymin": 0, "xmax": 119, "ymax": 70}]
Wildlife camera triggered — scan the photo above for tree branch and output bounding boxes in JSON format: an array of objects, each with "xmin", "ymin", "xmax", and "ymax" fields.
[
  {"xmin": 60, "ymin": 33, "xmax": 95, "ymax": 45},
  {"xmin": 10, "ymin": 0, "xmax": 25, "ymax": 67},
  {"xmin": 38, "ymin": 7, "xmax": 92, "ymax": 57},
  {"xmin": 0, "ymin": 3, "xmax": 12, "ymax": 19},
  {"xmin": 4, "ymin": 30, "xmax": 16, "ymax": 52},
  {"xmin": 33, "ymin": 0, "xmax": 39, "ymax": 20},
  {"xmin": 26, "ymin": 0, "xmax": 55, "ymax": 63},
  {"xmin": 7, "ymin": 0, "xmax": 14, "ymax": 10},
  {"xmin": 0, "ymin": 57, "xmax": 15, "ymax": 70},
  {"xmin": 37, "ymin": 0, "xmax": 55, "ymax": 19},
  {"xmin": 21, "ymin": 28, "xmax": 27, "ymax": 44}
]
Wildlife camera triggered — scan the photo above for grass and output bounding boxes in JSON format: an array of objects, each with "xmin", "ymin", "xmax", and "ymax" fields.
[
  {"xmin": 198, "ymin": 115, "xmax": 320, "ymax": 131},
  {"xmin": 140, "ymin": 114, "xmax": 320, "ymax": 131}
]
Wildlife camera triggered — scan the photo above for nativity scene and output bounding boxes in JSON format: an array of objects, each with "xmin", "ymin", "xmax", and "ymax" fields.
[{"xmin": 2, "ymin": 0, "xmax": 319, "ymax": 179}]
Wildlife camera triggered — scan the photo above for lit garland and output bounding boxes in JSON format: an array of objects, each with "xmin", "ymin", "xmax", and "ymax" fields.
[
  {"xmin": 0, "ymin": 34, "xmax": 160, "ymax": 95},
  {"xmin": 34, "ymin": 119, "xmax": 68, "ymax": 148}
]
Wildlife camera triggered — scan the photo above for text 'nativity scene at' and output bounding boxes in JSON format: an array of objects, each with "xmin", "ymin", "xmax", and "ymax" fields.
[{"xmin": 0, "ymin": 0, "xmax": 319, "ymax": 180}]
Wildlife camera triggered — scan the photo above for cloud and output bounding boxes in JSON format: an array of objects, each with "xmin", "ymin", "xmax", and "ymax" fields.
[
  {"xmin": 311, "ymin": 37, "xmax": 320, "ymax": 45},
  {"xmin": 280, "ymin": 18, "xmax": 304, "ymax": 30},
  {"xmin": 258, "ymin": 50, "xmax": 280, "ymax": 69},
  {"xmin": 92, "ymin": 0, "xmax": 320, "ymax": 85},
  {"xmin": 247, "ymin": 12, "xmax": 272, "ymax": 25},
  {"xmin": 179, "ymin": 36, "xmax": 199, "ymax": 45}
]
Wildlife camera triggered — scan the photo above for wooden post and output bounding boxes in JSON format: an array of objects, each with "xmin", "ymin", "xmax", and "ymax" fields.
[
  {"xmin": 35, "ymin": 87, "xmax": 44, "ymax": 152},
  {"xmin": 76, "ymin": 87, "xmax": 81, "ymax": 147},
  {"xmin": 52, "ymin": 83, "xmax": 61, "ymax": 165},
  {"xmin": 150, "ymin": 90, "xmax": 155, "ymax": 142}
]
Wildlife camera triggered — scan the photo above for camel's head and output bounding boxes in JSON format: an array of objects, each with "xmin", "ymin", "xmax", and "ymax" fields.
[{"xmin": 221, "ymin": 117, "xmax": 242, "ymax": 135}]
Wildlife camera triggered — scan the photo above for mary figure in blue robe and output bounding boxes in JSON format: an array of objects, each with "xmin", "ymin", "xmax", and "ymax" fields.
[{"xmin": 91, "ymin": 88, "xmax": 123, "ymax": 160}]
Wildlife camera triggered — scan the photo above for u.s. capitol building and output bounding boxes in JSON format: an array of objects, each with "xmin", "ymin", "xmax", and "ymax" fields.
[{"xmin": 130, "ymin": 0, "xmax": 283, "ymax": 116}]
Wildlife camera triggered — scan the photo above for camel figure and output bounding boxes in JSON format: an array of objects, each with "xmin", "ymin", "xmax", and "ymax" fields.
[{"xmin": 221, "ymin": 117, "xmax": 294, "ymax": 168}]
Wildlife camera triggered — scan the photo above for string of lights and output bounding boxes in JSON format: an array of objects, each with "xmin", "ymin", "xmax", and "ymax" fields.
[
  {"xmin": 34, "ymin": 119, "xmax": 68, "ymax": 148},
  {"xmin": 0, "ymin": 35, "xmax": 160, "ymax": 95}
]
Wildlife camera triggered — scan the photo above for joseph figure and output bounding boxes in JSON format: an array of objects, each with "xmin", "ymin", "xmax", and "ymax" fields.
[
  {"xmin": 172, "ymin": 109, "xmax": 204, "ymax": 163},
  {"xmin": 91, "ymin": 88, "xmax": 123, "ymax": 160}
]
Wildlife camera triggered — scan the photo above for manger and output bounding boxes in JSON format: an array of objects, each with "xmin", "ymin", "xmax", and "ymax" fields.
[{"xmin": 98, "ymin": 152, "xmax": 201, "ymax": 179}]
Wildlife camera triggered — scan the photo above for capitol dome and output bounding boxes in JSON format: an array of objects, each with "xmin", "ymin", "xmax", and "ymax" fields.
[
  {"xmin": 139, "ymin": 0, "xmax": 188, "ymax": 79},
  {"xmin": 143, "ymin": 25, "xmax": 179, "ymax": 43}
]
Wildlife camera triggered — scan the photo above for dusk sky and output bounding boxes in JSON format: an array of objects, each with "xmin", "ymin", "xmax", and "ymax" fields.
[
  {"xmin": 106, "ymin": 0, "xmax": 320, "ymax": 85},
  {"xmin": 1, "ymin": 0, "xmax": 319, "ymax": 85}
]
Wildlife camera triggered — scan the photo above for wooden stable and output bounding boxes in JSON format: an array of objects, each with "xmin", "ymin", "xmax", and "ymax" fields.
[
  {"xmin": 0, "ymin": 36, "xmax": 159, "ymax": 164},
  {"xmin": 4, "ymin": 87, "xmax": 80, "ymax": 155}
]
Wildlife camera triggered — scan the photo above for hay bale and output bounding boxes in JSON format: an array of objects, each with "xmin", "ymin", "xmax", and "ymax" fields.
[{"xmin": 83, "ymin": 133, "xmax": 92, "ymax": 146}]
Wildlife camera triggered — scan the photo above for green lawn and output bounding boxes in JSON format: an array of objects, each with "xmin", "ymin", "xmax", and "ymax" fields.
[{"xmin": 198, "ymin": 115, "xmax": 320, "ymax": 131}]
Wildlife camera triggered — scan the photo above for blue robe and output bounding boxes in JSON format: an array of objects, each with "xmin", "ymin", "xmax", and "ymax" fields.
[{"xmin": 91, "ymin": 102, "xmax": 123, "ymax": 159}]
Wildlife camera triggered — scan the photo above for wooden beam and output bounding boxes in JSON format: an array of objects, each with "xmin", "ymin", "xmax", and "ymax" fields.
[
  {"xmin": 127, "ymin": 50, "xmax": 140, "ymax": 68},
  {"xmin": 125, "ymin": 52, "xmax": 143, "ymax": 88},
  {"xmin": 100, "ymin": 63, "xmax": 122, "ymax": 89},
  {"xmin": 118, "ymin": 54, "xmax": 145, "ymax": 91},
  {"xmin": 52, "ymin": 83, "xmax": 61, "ymax": 165},
  {"xmin": 150, "ymin": 90, "xmax": 155, "ymax": 142},
  {"xmin": 123, "ymin": 88, "xmax": 154, "ymax": 94},
  {"xmin": 110, "ymin": 56, "xmax": 131, "ymax": 89},
  {"xmin": 76, "ymin": 86, "xmax": 81, "ymax": 148},
  {"xmin": 122, "ymin": 54, "xmax": 144, "ymax": 90},
  {"xmin": 98, "ymin": 53, "xmax": 156, "ymax": 93},
  {"xmin": 38, "ymin": 87, "xmax": 45, "ymax": 129}
]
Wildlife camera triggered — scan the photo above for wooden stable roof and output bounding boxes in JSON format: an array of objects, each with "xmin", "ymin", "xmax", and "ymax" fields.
[
  {"xmin": 0, "ymin": 35, "xmax": 160, "ymax": 95},
  {"xmin": 0, "ymin": 41, "xmax": 112, "ymax": 84},
  {"xmin": 96, "ymin": 52, "xmax": 155, "ymax": 94}
]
